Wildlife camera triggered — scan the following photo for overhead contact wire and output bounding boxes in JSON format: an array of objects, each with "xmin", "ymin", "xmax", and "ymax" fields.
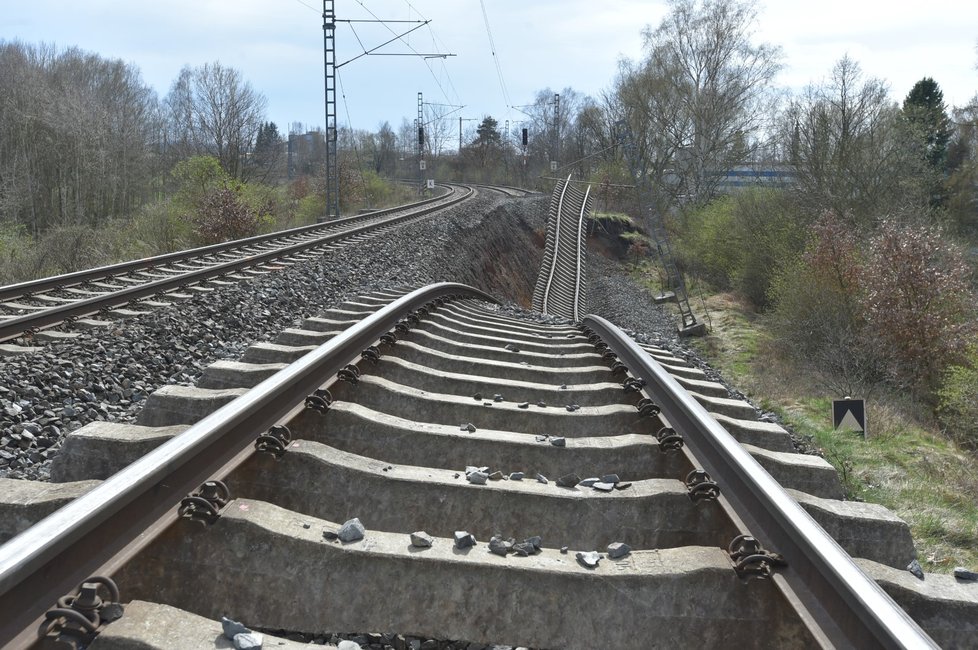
[{"xmin": 479, "ymin": 0, "xmax": 512, "ymax": 108}]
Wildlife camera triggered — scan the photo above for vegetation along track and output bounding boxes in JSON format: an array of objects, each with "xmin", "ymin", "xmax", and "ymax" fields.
[
  {"xmin": 0, "ymin": 184, "xmax": 474, "ymax": 346},
  {"xmin": 2, "ymin": 281, "xmax": 974, "ymax": 649}
]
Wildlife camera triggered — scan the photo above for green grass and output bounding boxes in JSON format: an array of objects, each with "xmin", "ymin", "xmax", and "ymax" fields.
[
  {"xmin": 672, "ymin": 289, "xmax": 978, "ymax": 573},
  {"xmin": 592, "ymin": 211, "xmax": 635, "ymax": 226}
]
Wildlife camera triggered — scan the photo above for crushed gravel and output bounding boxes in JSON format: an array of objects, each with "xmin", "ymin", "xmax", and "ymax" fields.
[{"xmin": 0, "ymin": 190, "xmax": 541, "ymax": 480}]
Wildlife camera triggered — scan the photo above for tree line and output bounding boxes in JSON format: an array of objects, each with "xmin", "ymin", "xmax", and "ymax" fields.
[{"xmin": 0, "ymin": 41, "xmax": 279, "ymax": 235}]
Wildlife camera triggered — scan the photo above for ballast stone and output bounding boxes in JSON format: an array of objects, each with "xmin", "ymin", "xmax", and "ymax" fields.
[
  {"xmin": 454, "ymin": 531, "xmax": 477, "ymax": 549},
  {"xmin": 467, "ymin": 471, "xmax": 488, "ymax": 485},
  {"xmin": 221, "ymin": 616, "xmax": 250, "ymax": 639},
  {"xmin": 954, "ymin": 567, "xmax": 978, "ymax": 581},
  {"xmin": 410, "ymin": 531, "xmax": 434, "ymax": 548},
  {"xmin": 338, "ymin": 517, "xmax": 365, "ymax": 543},
  {"xmin": 608, "ymin": 542, "xmax": 632, "ymax": 559},
  {"xmin": 234, "ymin": 632, "xmax": 264, "ymax": 650},
  {"xmin": 576, "ymin": 551, "xmax": 601, "ymax": 568}
]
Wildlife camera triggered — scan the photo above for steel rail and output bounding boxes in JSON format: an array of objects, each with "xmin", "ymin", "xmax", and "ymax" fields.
[
  {"xmin": 0, "ymin": 185, "xmax": 458, "ymax": 303},
  {"xmin": 572, "ymin": 184, "xmax": 591, "ymax": 321},
  {"xmin": 581, "ymin": 314, "xmax": 938, "ymax": 649},
  {"xmin": 468, "ymin": 182, "xmax": 540, "ymax": 197},
  {"xmin": 541, "ymin": 174, "xmax": 572, "ymax": 314},
  {"xmin": 0, "ymin": 186, "xmax": 472, "ymax": 343},
  {"xmin": 0, "ymin": 282, "xmax": 497, "ymax": 648}
]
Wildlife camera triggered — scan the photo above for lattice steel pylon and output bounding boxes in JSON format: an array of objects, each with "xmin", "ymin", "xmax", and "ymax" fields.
[
  {"xmin": 323, "ymin": 0, "xmax": 339, "ymax": 220},
  {"xmin": 618, "ymin": 121, "xmax": 705, "ymax": 336},
  {"xmin": 418, "ymin": 92, "xmax": 426, "ymax": 195}
]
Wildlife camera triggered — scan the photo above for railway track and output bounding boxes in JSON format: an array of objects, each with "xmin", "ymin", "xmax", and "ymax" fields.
[
  {"xmin": 0, "ymin": 185, "xmax": 473, "ymax": 346},
  {"xmin": 531, "ymin": 175, "xmax": 592, "ymax": 321},
  {"xmin": 2, "ymin": 282, "xmax": 973, "ymax": 649}
]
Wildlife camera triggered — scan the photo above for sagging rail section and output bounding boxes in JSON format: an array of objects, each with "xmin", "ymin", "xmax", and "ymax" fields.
[
  {"xmin": 0, "ymin": 282, "xmax": 950, "ymax": 649},
  {"xmin": 531, "ymin": 174, "xmax": 592, "ymax": 321}
]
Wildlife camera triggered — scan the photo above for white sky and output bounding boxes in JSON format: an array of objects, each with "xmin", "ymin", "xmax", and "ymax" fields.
[{"xmin": 4, "ymin": 0, "xmax": 978, "ymax": 135}]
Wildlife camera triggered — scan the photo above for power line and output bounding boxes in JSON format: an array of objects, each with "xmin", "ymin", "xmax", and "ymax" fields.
[
  {"xmin": 337, "ymin": 69, "xmax": 371, "ymax": 208},
  {"xmin": 351, "ymin": 0, "xmax": 460, "ymax": 108},
  {"xmin": 292, "ymin": 0, "xmax": 319, "ymax": 13},
  {"xmin": 479, "ymin": 0, "xmax": 512, "ymax": 108}
]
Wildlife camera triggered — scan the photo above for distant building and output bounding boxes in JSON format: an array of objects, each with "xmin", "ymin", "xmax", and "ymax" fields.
[
  {"xmin": 288, "ymin": 130, "xmax": 326, "ymax": 179},
  {"xmin": 714, "ymin": 165, "xmax": 797, "ymax": 192}
]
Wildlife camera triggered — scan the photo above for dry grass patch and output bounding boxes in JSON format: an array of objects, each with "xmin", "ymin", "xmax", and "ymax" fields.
[{"xmin": 685, "ymin": 291, "xmax": 978, "ymax": 574}]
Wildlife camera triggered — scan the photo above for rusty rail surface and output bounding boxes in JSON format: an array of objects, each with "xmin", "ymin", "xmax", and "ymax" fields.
[
  {"xmin": 582, "ymin": 313, "xmax": 938, "ymax": 649},
  {"xmin": 0, "ymin": 282, "xmax": 497, "ymax": 649},
  {"xmin": 0, "ymin": 185, "xmax": 472, "ymax": 343}
]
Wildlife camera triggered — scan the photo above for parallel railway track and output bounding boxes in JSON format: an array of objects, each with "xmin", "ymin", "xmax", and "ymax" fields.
[
  {"xmin": 2, "ymin": 282, "xmax": 968, "ymax": 649},
  {"xmin": 0, "ymin": 185, "xmax": 473, "ymax": 345}
]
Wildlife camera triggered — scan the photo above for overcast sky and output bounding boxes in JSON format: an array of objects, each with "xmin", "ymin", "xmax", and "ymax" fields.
[{"xmin": 5, "ymin": 0, "xmax": 978, "ymax": 136}]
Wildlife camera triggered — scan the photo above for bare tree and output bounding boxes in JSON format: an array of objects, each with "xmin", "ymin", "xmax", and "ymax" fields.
[
  {"xmin": 614, "ymin": 0, "xmax": 782, "ymax": 215},
  {"xmin": 166, "ymin": 62, "xmax": 268, "ymax": 179},
  {"xmin": 373, "ymin": 122, "xmax": 398, "ymax": 177},
  {"xmin": 0, "ymin": 41, "xmax": 161, "ymax": 232},
  {"xmin": 781, "ymin": 56, "xmax": 917, "ymax": 223}
]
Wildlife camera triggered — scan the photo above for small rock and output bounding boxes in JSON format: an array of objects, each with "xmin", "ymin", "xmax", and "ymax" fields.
[
  {"xmin": 592, "ymin": 482, "xmax": 616, "ymax": 492},
  {"xmin": 504, "ymin": 343, "xmax": 520, "ymax": 352},
  {"xmin": 454, "ymin": 531, "xmax": 477, "ymax": 549},
  {"xmin": 338, "ymin": 517, "xmax": 365, "ymax": 543},
  {"xmin": 410, "ymin": 531, "xmax": 434, "ymax": 548},
  {"xmin": 467, "ymin": 471, "xmax": 489, "ymax": 485},
  {"xmin": 234, "ymin": 632, "xmax": 264, "ymax": 650},
  {"xmin": 601, "ymin": 474, "xmax": 620, "ymax": 484},
  {"xmin": 221, "ymin": 616, "xmax": 250, "ymax": 640},
  {"xmin": 489, "ymin": 536, "xmax": 513, "ymax": 556},
  {"xmin": 518, "ymin": 402, "xmax": 529, "ymax": 409},
  {"xmin": 512, "ymin": 541, "xmax": 536, "ymax": 556},
  {"xmin": 607, "ymin": 542, "xmax": 631, "ymax": 559},
  {"xmin": 953, "ymin": 567, "xmax": 978, "ymax": 581},
  {"xmin": 565, "ymin": 404, "xmax": 579, "ymax": 412},
  {"xmin": 579, "ymin": 477, "xmax": 599, "ymax": 487},
  {"xmin": 535, "ymin": 473, "xmax": 548, "ymax": 484},
  {"xmin": 322, "ymin": 530, "xmax": 339, "ymax": 541},
  {"xmin": 473, "ymin": 393, "xmax": 483, "ymax": 401},
  {"xmin": 907, "ymin": 558, "xmax": 924, "ymax": 579},
  {"xmin": 337, "ymin": 642, "xmax": 362, "ymax": 650},
  {"xmin": 560, "ymin": 546, "xmax": 569, "ymax": 554},
  {"xmin": 555, "ymin": 472, "xmax": 580, "ymax": 488},
  {"xmin": 550, "ymin": 437, "xmax": 566, "ymax": 447},
  {"xmin": 488, "ymin": 470, "xmax": 504, "ymax": 481},
  {"xmin": 493, "ymin": 394, "xmax": 504, "ymax": 402},
  {"xmin": 509, "ymin": 472, "xmax": 525, "ymax": 481},
  {"xmin": 614, "ymin": 482, "xmax": 633, "ymax": 490},
  {"xmin": 535, "ymin": 435, "xmax": 548, "ymax": 442},
  {"xmin": 460, "ymin": 423, "xmax": 477, "ymax": 432},
  {"xmin": 526, "ymin": 535, "xmax": 542, "ymax": 550},
  {"xmin": 560, "ymin": 384, "xmax": 567, "ymax": 389},
  {"xmin": 536, "ymin": 401, "xmax": 547, "ymax": 407},
  {"xmin": 576, "ymin": 551, "xmax": 601, "ymax": 568}
]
